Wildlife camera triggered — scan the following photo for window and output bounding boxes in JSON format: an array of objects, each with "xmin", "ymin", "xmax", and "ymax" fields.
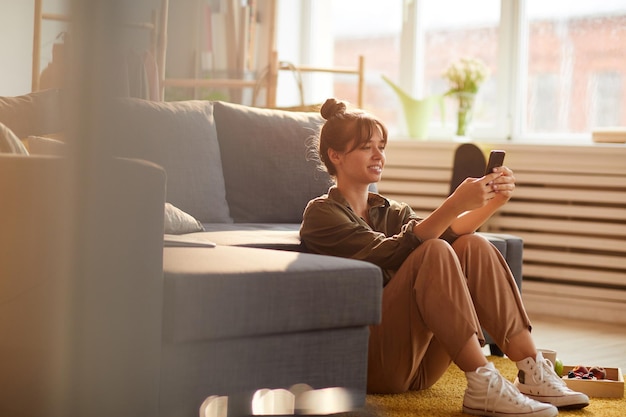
[
  {"xmin": 525, "ymin": 0, "xmax": 626, "ymax": 138},
  {"xmin": 590, "ymin": 72, "xmax": 623, "ymax": 127},
  {"xmin": 276, "ymin": 0, "xmax": 403, "ymax": 119},
  {"xmin": 277, "ymin": 0, "xmax": 626, "ymax": 142},
  {"xmin": 330, "ymin": 0, "xmax": 403, "ymax": 126},
  {"xmin": 420, "ymin": 0, "xmax": 500, "ymax": 138},
  {"xmin": 528, "ymin": 74, "xmax": 560, "ymax": 131}
]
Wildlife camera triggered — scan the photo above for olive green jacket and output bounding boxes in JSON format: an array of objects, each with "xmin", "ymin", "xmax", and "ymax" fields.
[{"xmin": 300, "ymin": 186, "xmax": 458, "ymax": 286}]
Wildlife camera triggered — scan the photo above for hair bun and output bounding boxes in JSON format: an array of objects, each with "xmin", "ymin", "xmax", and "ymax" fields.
[{"xmin": 320, "ymin": 98, "xmax": 347, "ymax": 120}]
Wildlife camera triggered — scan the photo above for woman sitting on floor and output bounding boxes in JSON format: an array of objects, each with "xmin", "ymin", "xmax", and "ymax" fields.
[{"xmin": 299, "ymin": 98, "xmax": 589, "ymax": 417}]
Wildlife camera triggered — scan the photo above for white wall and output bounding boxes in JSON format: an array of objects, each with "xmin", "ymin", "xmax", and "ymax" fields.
[
  {"xmin": 1, "ymin": 0, "xmax": 38, "ymax": 95},
  {"xmin": 0, "ymin": 0, "xmax": 71, "ymax": 95}
]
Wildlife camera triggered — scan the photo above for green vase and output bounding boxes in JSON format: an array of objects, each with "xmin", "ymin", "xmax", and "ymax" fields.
[
  {"xmin": 455, "ymin": 92, "xmax": 476, "ymax": 137},
  {"xmin": 382, "ymin": 75, "xmax": 443, "ymax": 139}
]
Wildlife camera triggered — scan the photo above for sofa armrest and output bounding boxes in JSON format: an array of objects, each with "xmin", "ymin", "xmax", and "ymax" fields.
[
  {"xmin": 0, "ymin": 155, "xmax": 167, "ymax": 417},
  {"xmin": 479, "ymin": 232, "xmax": 523, "ymax": 291}
]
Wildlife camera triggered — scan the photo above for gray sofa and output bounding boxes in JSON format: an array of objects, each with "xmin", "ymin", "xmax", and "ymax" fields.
[
  {"xmin": 112, "ymin": 99, "xmax": 387, "ymax": 416},
  {"xmin": 1, "ymin": 96, "xmax": 382, "ymax": 417},
  {"xmin": 0, "ymin": 92, "xmax": 522, "ymax": 417}
]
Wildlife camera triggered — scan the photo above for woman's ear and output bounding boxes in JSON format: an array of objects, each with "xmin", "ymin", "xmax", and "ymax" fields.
[{"xmin": 328, "ymin": 148, "xmax": 342, "ymax": 165}]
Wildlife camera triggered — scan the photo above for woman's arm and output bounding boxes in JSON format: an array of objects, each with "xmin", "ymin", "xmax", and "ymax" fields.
[
  {"xmin": 412, "ymin": 166, "xmax": 516, "ymax": 239},
  {"xmin": 451, "ymin": 166, "xmax": 515, "ymax": 234}
]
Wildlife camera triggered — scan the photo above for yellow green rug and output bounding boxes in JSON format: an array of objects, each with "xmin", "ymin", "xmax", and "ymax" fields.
[{"xmin": 362, "ymin": 356, "xmax": 625, "ymax": 416}]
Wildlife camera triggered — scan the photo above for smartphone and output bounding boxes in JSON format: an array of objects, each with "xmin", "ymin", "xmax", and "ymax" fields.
[{"xmin": 485, "ymin": 150, "xmax": 506, "ymax": 175}]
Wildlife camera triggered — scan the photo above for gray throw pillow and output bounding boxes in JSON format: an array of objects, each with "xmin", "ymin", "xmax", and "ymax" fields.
[
  {"xmin": 213, "ymin": 101, "xmax": 332, "ymax": 223},
  {"xmin": 0, "ymin": 122, "xmax": 29, "ymax": 154},
  {"xmin": 109, "ymin": 99, "xmax": 232, "ymax": 223}
]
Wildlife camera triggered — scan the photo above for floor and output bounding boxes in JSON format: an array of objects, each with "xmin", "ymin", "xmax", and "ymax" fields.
[{"xmin": 485, "ymin": 313, "xmax": 626, "ymax": 372}]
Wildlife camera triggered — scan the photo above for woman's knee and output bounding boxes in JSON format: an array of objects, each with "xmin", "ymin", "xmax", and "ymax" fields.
[
  {"xmin": 420, "ymin": 238, "xmax": 456, "ymax": 254},
  {"xmin": 403, "ymin": 239, "xmax": 457, "ymax": 267},
  {"xmin": 452, "ymin": 233, "xmax": 493, "ymax": 254},
  {"xmin": 454, "ymin": 233, "xmax": 489, "ymax": 247}
]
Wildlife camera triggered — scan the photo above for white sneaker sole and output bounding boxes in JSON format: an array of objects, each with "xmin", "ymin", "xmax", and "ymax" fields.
[
  {"xmin": 462, "ymin": 404, "xmax": 558, "ymax": 417},
  {"xmin": 521, "ymin": 392, "xmax": 590, "ymax": 409}
]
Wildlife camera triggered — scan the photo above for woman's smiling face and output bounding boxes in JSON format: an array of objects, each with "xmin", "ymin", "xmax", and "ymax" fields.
[{"xmin": 335, "ymin": 128, "xmax": 386, "ymax": 186}]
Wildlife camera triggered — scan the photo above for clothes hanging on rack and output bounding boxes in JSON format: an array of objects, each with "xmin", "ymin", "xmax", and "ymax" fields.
[
  {"xmin": 125, "ymin": 49, "xmax": 160, "ymax": 100},
  {"xmin": 39, "ymin": 32, "xmax": 70, "ymax": 90}
]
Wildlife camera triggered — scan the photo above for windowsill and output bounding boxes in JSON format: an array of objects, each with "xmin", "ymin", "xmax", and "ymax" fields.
[
  {"xmin": 389, "ymin": 136, "xmax": 626, "ymax": 147},
  {"xmin": 388, "ymin": 126, "xmax": 626, "ymax": 146}
]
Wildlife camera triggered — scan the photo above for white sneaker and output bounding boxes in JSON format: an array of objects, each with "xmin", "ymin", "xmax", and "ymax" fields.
[
  {"xmin": 515, "ymin": 351, "xmax": 590, "ymax": 409},
  {"xmin": 463, "ymin": 362, "xmax": 558, "ymax": 417}
]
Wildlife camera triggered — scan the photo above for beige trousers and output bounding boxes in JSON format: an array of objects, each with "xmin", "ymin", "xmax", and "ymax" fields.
[{"xmin": 367, "ymin": 234, "xmax": 530, "ymax": 394}]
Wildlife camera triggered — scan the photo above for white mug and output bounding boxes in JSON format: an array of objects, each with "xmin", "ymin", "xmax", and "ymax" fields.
[{"xmin": 538, "ymin": 348, "xmax": 557, "ymax": 364}]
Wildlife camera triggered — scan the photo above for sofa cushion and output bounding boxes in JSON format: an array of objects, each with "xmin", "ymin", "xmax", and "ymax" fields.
[
  {"xmin": 110, "ymin": 99, "xmax": 232, "ymax": 223},
  {"xmin": 162, "ymin": 245, "xmax": 382, "ymax": 343},
  {"xmin": 193, "ymin": 226, "xmax": 520, "ymax": 260},
  {"xmin": 213, "ymin": 101, "xmax": 333, "ymax": 223},
  {"xmin": 0, "ymin": 122, "xmax": 29, "ymax": 155},
  {"xmin": 0, "ymin": 89, "xmax": 64, "ymax": 139},
  {"xmin": 194, "ymin": 223, "xmax": 303, "ymax": 251}
]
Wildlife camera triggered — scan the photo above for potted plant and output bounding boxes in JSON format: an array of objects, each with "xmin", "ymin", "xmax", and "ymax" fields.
[{"xmin": 442, "ymin": 57, "xmax": 490, "ymax": 137}]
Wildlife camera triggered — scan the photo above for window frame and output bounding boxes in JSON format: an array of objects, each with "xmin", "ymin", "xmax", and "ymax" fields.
[{"xmin": 401, "ymin": 0, "xmax": 526, "ymax": 142}]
